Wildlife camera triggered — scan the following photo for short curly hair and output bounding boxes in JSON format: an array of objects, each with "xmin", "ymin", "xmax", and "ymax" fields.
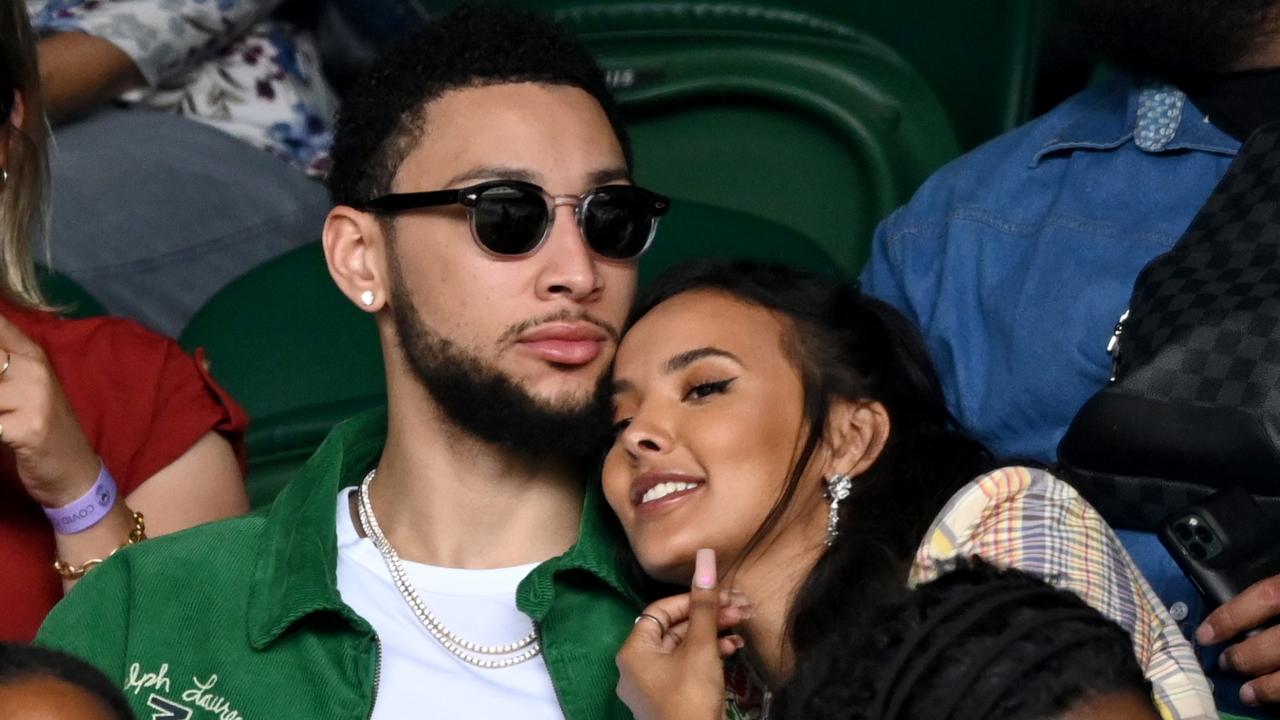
[
  {"xmin": 326, "ymin": 4, "xmax": 631, "ymax": 207},
  {"xmin": 776, "ymin": 559, "xmax": 1155, "ymax": 720},
  {"xmin": 0, "ymin": 643, "xmax": 135, "ymax": 719}
]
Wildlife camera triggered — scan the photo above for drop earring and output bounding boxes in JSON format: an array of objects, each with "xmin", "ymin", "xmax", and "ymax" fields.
[
  {"xmin": 824, "ymin": 474, "xmax": 853, "ymax": 546},
  {"xmin": 360, "ymin": 290, "xmax": 375, "ymax": 307},
  {"xmin": 0, "ymin": 168, "xmax": 8, "ymax": 191}
]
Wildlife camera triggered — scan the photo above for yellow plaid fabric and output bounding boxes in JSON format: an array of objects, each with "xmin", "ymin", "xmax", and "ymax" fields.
[{"xmin": 911, "ymin": 466, "xmax": 1216, "ymax": 720}]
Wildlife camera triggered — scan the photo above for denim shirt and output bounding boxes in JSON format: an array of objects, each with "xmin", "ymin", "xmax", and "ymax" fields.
[{"xmin": 862, "ymin": 75, "xmax": 1249, "ymax": 713}]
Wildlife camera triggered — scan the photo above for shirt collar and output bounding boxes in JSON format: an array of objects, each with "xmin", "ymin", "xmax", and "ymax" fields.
[
  {"xmin": 245, "ymin": 407, "xmax": 640, "ymax": 648},
  {"xmin": 1031, "ymin": 75, "xmax": 1240, "ymax": 167}
]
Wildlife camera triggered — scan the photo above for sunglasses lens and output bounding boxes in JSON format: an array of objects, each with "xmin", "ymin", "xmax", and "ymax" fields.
[
  {"xmin": 471, "ymin": 184, "xmax": 549, "ymax": 255},
  {"xmin": 583, "ymin": 187, "xmax": 662, "ymax": 260}
]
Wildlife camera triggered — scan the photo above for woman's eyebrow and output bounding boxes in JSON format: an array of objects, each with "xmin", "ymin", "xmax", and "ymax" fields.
[
  {"xmin": 664, "ymin": 347, "xmax": 744, "ymax": 373},
  {"xmin": 611, "ymin": 347, "xmax": 745, "ymax": 396}
]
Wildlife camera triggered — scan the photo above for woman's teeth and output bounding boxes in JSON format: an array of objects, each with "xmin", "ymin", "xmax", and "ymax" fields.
[{"xmin": 641, "ymin": 481, "xmax": 700, "ymax": 504}]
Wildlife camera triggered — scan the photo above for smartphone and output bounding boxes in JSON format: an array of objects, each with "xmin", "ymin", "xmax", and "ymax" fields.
[{"xmin": 1158, "ymin": 488, "xmax": 1280, "ymax": 610}]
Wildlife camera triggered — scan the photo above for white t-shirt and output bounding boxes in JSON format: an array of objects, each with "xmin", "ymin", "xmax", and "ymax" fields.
[{"xmin": 334, "ymin": 489, "xmax": 565, "ymax": 719}]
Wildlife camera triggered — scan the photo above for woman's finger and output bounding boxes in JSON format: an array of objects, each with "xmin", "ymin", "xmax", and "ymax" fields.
[
  {"xmin": 636, "ymin": 589, "xmax": 750, "ymax": 632},
  {"xmin": 718, "ymin": 635, "xmax": 744, "ymax": 659},
  {"xmin": 626, "ymin": 611, "xmax": 671, "ymax": 652},
  {"xmin": 684, "ymin": 549, "xmax": 722, "ymax": 653}
]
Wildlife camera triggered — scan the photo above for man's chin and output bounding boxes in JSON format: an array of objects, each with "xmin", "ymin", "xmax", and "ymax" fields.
[
  {"xmin": 510, "ymin": 364, "xmax": 608, "ymax": 405},
  {"xmin": 519, "ymin": 388, "xmax": 599, "ymax": 419}
]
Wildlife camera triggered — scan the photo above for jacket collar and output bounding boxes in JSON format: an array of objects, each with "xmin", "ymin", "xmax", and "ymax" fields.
[
  {"xmin": 245, "ymin": 407, "xmax": 640, "ymax": 649},
  {"xmin": 247, "ymin": 408, "xmax": 386, "ymax": 649},
  {"xmin": 517, "ymin": 482, "xmax": 642, "ymax": 621},
  {"xmin": 1031, "ymin": 75, "xmax": 1240, "ymax": 167}
]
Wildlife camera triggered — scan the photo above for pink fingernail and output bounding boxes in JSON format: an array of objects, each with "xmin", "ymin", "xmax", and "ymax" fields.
[{"xmin": 695, "ymin": 548, "xmax": 716, "ymax": 589}]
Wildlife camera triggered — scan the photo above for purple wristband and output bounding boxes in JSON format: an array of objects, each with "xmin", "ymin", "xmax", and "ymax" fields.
[{"xmin": 43, "ymin": 465, "xmax": 117, "ymax": 534}]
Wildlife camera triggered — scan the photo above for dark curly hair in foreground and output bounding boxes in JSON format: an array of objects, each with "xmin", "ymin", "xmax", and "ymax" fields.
[
  {"xmin": 326, "ymin": 3, "xmax": 631, "ymax": 207},
  {"xmin": 0, "ymin": 643, "xmax": 134, "ymax": 719},
  {"xmin": 775, "ymin": 559, "xmax": 1156, "ymax": 720}
]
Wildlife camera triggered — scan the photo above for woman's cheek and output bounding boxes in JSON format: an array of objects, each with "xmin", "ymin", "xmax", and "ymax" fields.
[{"xmin": 601, "ymin": 452, "xmax": 630, "ymax": 518}]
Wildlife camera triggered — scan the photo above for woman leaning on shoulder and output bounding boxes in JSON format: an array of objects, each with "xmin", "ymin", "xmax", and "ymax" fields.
[
  {"xmin": 0, "ymin": 0, "xmax": 248, "ymax": 642},
  {"xmin": 604, "ymin": 260, "xmax": 1217, "ymax": 720}
]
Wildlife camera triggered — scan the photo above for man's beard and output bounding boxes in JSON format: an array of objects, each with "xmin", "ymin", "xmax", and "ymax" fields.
[
  {"xmin": 1068, "ymin": 0, "xmax": 1278, "ymax": 82},
  {"xmin": 387, "ymin": 268, "xmax": 612, "ymax": 465}
]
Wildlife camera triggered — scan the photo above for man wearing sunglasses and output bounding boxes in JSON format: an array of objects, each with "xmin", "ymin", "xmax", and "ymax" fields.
[{"xmin": 37, "ymin": 6, "xmax": 668, "ymax": 720}]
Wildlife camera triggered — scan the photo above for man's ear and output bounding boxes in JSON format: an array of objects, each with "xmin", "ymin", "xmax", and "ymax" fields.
[
  {"xmin": 323, "ymin": 205, "xmax": 389, "ymax": 313},
  {"xmin": 823, "ymin": 399, "xmax": 891, "ymax": 479}
]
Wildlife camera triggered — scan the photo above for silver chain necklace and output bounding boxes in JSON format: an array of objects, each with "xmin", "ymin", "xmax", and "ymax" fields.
[{"xmin": 356, "ymin": 468, "xmax": 542, "ymax": 669}]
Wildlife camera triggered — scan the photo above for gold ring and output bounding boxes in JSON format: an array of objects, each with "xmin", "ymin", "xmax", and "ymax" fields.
[
  {"xmin": 0, "ymin": 349, "xmax": 11, "ymax": 377},
  {"xmin": 633, "ymin": 613, "xmax": 666, "ymax": 634}
]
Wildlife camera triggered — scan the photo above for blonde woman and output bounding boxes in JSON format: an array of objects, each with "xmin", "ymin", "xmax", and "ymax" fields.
[{"xmin": 0, "ymin": 0, "xmax": 248, "ymax": 642}]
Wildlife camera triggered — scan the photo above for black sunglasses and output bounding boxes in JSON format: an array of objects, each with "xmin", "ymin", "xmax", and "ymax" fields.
[{"xmin": 357, "ymin": 180, "xmax": 670, "ymax": 261}]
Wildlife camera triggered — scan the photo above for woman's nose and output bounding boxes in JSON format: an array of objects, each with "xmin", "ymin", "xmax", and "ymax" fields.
[{"xmin": 621, "ymin": 416, "xmax": 673, "ymax": 457}]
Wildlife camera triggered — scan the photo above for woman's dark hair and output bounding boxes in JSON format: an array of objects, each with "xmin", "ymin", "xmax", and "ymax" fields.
[
  {"xmin": 0, "ymin": 643, "xmax": 135, "ymax": 719},
  {"xmin": 775, "ymin": 559, "xmax": 1154, "ymax": 720},
  {"xmin": 628, "ymin": 260, "xmax": 995, "ymax": 660}
]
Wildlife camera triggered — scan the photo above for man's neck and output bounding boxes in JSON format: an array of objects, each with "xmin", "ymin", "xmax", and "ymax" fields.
[{"xmin": 365, "ymin": 376, "xmax": 586, "ymax": 570}]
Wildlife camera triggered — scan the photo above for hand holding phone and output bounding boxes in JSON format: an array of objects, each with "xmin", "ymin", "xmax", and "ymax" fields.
[
  {"xmin": 1162, "ymin": 489, "xmax": 1280, "ymax": 710},
  {"xmin": 1159, "ymin": 488, "xmax": 1280, "ymax": 612}
]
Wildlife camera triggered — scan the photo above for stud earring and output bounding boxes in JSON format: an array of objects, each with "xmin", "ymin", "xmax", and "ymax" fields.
[
  {"xmin": 360, "ymin": 290, "xmax": 375, "ymax": 307},
  {"xmin": 824, "ymin": 474, "xmax": 853, "ymax": 546},
  {"xmin": 0, "ymin": 168, "xmax": 7, "ymax": 191}
]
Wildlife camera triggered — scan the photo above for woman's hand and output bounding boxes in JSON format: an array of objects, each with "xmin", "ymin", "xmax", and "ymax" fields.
[
  {"xmin": 0, "ymin": 314, "xmax": 101, "ymax": 509},
  {"xmin": 617, "ymin": 549, "xmax": 749, "ymax": 720}
]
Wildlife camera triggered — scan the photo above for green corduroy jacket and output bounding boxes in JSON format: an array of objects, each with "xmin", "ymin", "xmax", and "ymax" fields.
[{"xmin": 38, "ymin": 409, "xmax": 642, "ymax": 720}]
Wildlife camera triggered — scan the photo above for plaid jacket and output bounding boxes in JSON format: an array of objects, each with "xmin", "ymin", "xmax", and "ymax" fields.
[
  {"xmin": 726, "ymin": 466, "xmax": 1216, "ymax": 719},
  {"xmin": 911, "ymin": 466, "xmax": 1216, "ymax": 719}
]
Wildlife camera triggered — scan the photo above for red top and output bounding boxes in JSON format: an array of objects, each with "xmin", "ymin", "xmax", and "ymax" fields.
[{"xmin": 0, "ymin": 302, "xmax": 248, "ymax": 641}]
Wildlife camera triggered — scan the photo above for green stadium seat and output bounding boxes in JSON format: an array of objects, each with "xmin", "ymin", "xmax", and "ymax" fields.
[
  {"xmin": 490, "ymin": 0, "xmax": 1046, "ymax": 152},
  {"xmin": 179, "ymin": 199, "xmax": 841, "ymax": 507},
  {"xmin": 760, "ymin": 0, "xmax": 1048, "ymax": 151},
  {"xmin": 540, "ymin": 2, "xmax": 960, "ymax": 274}
]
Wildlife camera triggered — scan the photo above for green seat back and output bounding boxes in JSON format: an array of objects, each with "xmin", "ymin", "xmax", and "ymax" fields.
[
  {"xmin": 179, "ymin": 199, "xmax": 838, "ymax": 507},
  {"xmin": 543, "ymin": 3, "xmax": 960, "ymax": 274},
  {"xmin": 179, "ymin": 243, "xmax": 385, "ymax": 506},
  {"xmin": 758, "ymin": 0, "xmax": 1047, "ymax": 150},
  {"xmin": 487, "ymin": 0, "xmax": 1045, "ymax": 152}
]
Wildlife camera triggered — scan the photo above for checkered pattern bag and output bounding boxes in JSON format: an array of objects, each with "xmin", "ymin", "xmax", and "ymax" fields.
[{"xmin": 1059, "ymin": 123, "xmax": 1280, "ymax": 531}]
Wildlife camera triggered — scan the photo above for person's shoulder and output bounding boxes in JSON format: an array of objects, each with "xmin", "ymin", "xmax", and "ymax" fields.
[
  {"xmin": 31, "ymin": 311, "xmax": 183, "ymax": 362},
  {"xmin": 7, "ymin": 307, "xmax": 196, "ymax": 392},
  {"xmin": 964, "ymin": 465, "xmax": 1080, "ymax": 503},
  {"xmin": 72, "ymin": 510, "xmax": 268, "ymax": 597},
  {"xmin": 881, "ymin": 80, "xmax": 1131, "ymax": 235},
  {"xmin": 37, "ymin": 511, "xmax": 270, "ymax": 662},
  {"xmin": 920, "ymin": 467, "xmax": 1080, "ymax": 543}
]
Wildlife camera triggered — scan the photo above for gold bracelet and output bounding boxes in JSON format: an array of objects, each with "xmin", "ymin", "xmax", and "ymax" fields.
[{"xmin": 53, "ymin": 510, "xmax": 147, "ymax": 580}]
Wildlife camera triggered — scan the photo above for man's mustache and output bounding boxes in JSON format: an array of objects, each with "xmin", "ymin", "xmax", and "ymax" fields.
[{"xmin": 497, "ymin": 309, "xmax": 621, "ymax": 347}]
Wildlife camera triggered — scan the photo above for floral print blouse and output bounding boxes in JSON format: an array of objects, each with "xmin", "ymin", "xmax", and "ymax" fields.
[{"xmin": 29, "ymin": 0, "xmax": 337, "ymax": 177}]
